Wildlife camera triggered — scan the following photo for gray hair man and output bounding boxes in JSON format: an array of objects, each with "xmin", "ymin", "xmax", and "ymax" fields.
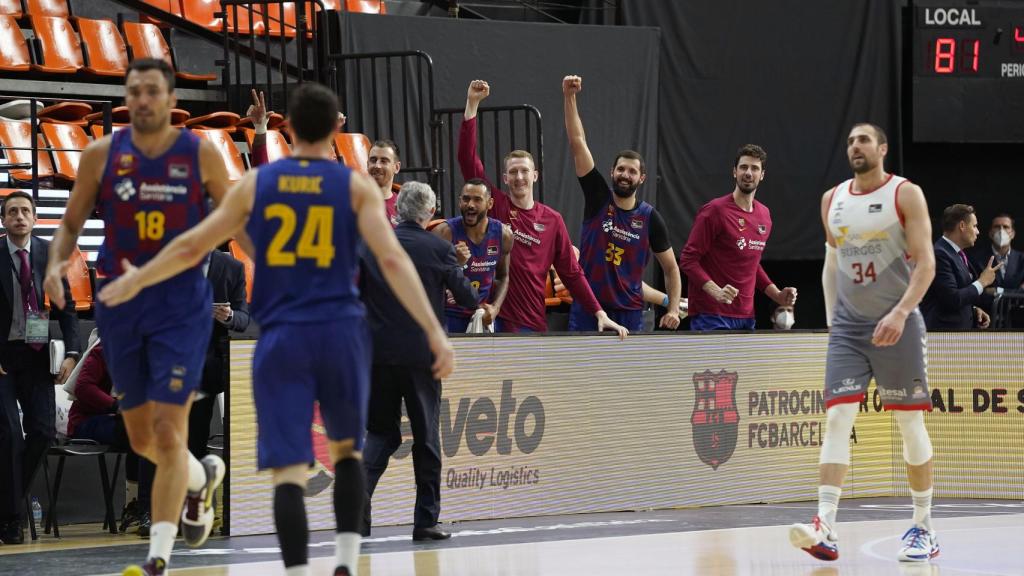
[{"xmin": 358, "ymin": 180, "xmax": 476, "ymax": 541}]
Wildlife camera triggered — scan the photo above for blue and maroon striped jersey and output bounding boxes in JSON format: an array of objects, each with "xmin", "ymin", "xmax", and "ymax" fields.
[
  {"xmin": 579, "ymin": 198, "xmax": 653, "ymax": 311},
  {"xmin": 445, "ymin": 216, "xmax": 504, "ymax": 318},
  {"xmin": 96, "ymin": 128, "xmax": 208, "ymax": 277}
]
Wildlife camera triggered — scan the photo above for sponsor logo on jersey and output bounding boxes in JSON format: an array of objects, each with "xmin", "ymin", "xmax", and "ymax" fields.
[
  {"xmin": 533, "ymin": 222, "xmax": 546, "ymax": 232},
  {"xmin": 631, "ymin": 218, "xmax": 644, "ymax": 229},
  {"xmin": 169, "ymin": 164, "xmax": 189, "ymax": 179},
  {"xmin": 736, "ymin": 237, "xmax": 747, "ymax": 250},
  {"xmin": 737, "ymin": 217, "xmax": 746, "ymax": 229},
  {"xmin": 869, "ymin": 203, "xmax": 882, "ymax": 213},
  {"xmin": 691, "ymin": 370, "xmax": 740, "ymax": 471},
  {"xmin": 758, "ymin": 224, "xmax": 767, "ymax": 235},
  {"xmin": 513, "ymin": 228, "xmax": 541, "ymax": 246},
  {"xmin": 116, "ymin": 153, "xmax": 134, "ymax": 176},
  {"xmin": 487, "ymin": 245, "xmax": 499, "ymax": 255},
  {"xmin": 115, "ymin": 178, "xmax": 136, "ymax": 201}
]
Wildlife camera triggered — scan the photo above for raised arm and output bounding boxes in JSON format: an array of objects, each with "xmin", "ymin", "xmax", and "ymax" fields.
[
  {"xmin": 457, "ymin": 80, "xmax": 494, "ymax": 188},
  {"xmin": 46, "ymin": 138, "xmax": 108, "ymax": 309},
  {"xmin": 562, "ymin": 75, "xmax": 595, "ymax": 177}
]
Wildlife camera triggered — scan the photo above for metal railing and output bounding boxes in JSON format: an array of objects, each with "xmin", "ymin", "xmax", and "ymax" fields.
[
  {"xmin": 330, "ymin": 50, "xmax": 438, "ymax": 196},
  {"xmin": 432, "ymin": 105, "xmax": 544, "ymax": 216},
  {"xmin": 0, "ymin": 97, "xmax": 114, "ymax": 200},
  {"xmin": 218, "ymin": 0, "xmax": 330, "ymax": 114}
]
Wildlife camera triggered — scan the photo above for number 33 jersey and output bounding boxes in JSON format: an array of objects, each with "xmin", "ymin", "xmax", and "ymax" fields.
[
  {"xmin": 247, "ymin": 157, "xmax": 363, "ymax": 328},
  {"xmin": 827, "ymin": 174, "xmax": 913, "ymax": 325},
  {"xmin": 97, "ymin": 128, "xmax": 208, "ymax": 277}
]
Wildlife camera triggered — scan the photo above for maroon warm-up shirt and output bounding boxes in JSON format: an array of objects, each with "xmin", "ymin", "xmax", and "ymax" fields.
[
  {"xmin": 679, "ymin": 194, "xmax": 774, "ymax": 319},
  {"xmin": 459, "ymin": 116, "xmax": 601, "ymax": 332}
]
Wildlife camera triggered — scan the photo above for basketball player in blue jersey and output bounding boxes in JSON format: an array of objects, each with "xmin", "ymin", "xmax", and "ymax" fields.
[
  {"xmin": 562, "ymin": 75, "xmax": 681, "ymax": 331},
  {"xmin": 98, "ymin": 82, "xmax": 454, "ymax": 576},
  {"xmin": 44, "ymin": 59, "xmax": 230, "ymax": 576},
  {"xmin": 432, "ymin": 178, "xmax": 513, "ymax": 332}
]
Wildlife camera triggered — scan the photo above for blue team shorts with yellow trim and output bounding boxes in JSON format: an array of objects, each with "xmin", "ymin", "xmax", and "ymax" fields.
[
  {"xmin": 253, "ymin": 317, "xmax": 371, "ymax": 470},
  {"xmin": 96, "ymin": 271, "xmax": 213, "ymax": 411}
]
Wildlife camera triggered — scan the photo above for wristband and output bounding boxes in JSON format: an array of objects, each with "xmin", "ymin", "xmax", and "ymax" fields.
[
  {"xmin": 254, "ymin": 120, "xmax": 269, "ymax": 135},
  {"xmin": 661, "ymin": 295, "xmax": 670, "ymax": 308}
]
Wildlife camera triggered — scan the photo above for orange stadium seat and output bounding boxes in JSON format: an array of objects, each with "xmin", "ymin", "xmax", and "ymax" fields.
[
  {"xmin": 0, "ymin": 0, "xmax": 22, "ymax": 18},
  {"xmin": 88, "ymin": 123, "xmax": 125, "ymax": 140},
  {"xmin": 185, "ymin": 111, "xmax": 240, "ymax": 132},
  {"xmin": 36, "ymin": 241, "xmax": 92, "ymax": 312},
  {"xmin": 346, "ymin": 0, "xmax": 386, "ymax": 14},
  {"xmin": 333, "ymin": 132, "xmax": 370, "ymax": 173},
  {"xmin": 122, "ymin": 21, "xmax": 217, "ymax": 82},
  {"xmin": 0, "ymin": 15, "xmax": 31, "ymax": 72},
  {"xmin": 0, "ymin": 120, "xmax": 54, "ymax": 181},
  {"xmin": 83, "ymin": 106, "xmax": 189, "ymax": 128},
  {"xmin": 38, "ymin": 101, "xmax": 93, "ymax": 126},
  {"xmin": 140, "ymin": 0, "xmax": 183, "ymax": 23},
  {"xmin": 228, "ymin": 240, "xmax": 254, "ymax": 303},
  {"xmin": 31, "ymin": 16, "xmax": 83, "ymax": 74},
  {"xmin": 78, "ymin": 17, "xmax": 129, "ymax": 77},
  {"xmin": 182, "ymin": 0, "xmax": 265, "ymax": 35},
  {"xmin": 25, "ymin": 0, "xmax": 68, "ymax": 18},
  {"xmin": 259, "ymin": 2, "xmax": 297, "ymax": 38},
  {"xmin": 40, "ymin": 122, "xmax": 87, "ymax": 182},
  {"xmin": 192, "ymin": 128, "xmax": 246, "ymax": 183},
  {"xmin": 242, "ymin": 128, "xmax": 290, "ymax": 163}
]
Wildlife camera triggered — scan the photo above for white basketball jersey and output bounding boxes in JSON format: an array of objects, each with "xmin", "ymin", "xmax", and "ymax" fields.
[{"xmin": 827, "ymin": 175, "xmax": 912, "ymax": 324}]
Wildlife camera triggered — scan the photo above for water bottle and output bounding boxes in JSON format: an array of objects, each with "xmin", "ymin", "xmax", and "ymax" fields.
[{"xmin": 31, "ymin": 497, "xmax": 42, "ymax": 531}]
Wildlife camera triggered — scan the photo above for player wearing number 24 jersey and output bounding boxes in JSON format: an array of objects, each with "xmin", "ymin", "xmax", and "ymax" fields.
[{"xmin": 95, "ymin": 82, "xmax": 453, "ymax": 576}]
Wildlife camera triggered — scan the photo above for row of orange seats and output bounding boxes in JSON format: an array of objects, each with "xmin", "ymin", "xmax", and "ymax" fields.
[
  {"xmin": 0, "ymin": 13, "xmax": 215, "ymax": 80},
  {"xmin": 137, "ymin": 0, "xmax": 384, "ymax": 37}
]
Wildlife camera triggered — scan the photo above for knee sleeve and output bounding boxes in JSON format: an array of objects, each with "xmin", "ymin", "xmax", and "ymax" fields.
[
  {"xmin": 819, "ymin": 403, "xmax": 858, "ymax": 466},
  {"xmin": 895, "ymin": 410, "xmax": 933, "ymax": 466}
]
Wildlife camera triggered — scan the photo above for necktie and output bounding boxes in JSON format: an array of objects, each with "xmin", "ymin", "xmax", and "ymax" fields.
[
  {"xmin": 17, "ymin": 249, "xmax": 43, "ymax": 350},
  {"xmin": 958, "ymin": 250, "xmax": 972, "ymax": 278}
]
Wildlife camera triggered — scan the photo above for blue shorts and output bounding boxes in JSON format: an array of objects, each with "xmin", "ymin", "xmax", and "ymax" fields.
[
  {"xmin": 568, "ymin": 302, "xmax": 644, "ymax": 332},
  {"xmin": 253, "ymin": 318, "xmax": 371, "ymax": 470},
  {"xmin": 96, "ymin": 272, "xmax": 212, "ymax": 411},
  {"xmin": 690, "ymin": 314, "xmax": 755, "ymax": 331},
  {"xmin": 446, "ymin": 314, "xmax": 471, "ymax": 334}
]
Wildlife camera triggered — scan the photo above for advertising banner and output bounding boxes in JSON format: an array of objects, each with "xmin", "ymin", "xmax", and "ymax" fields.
[{"xmin": 227, "ymin": 332, "xmax": 1024, "ymax": 536}]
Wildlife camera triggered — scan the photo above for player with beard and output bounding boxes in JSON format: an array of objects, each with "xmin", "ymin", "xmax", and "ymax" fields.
[
  {"xmin": 790, "ymin": 123, "xmax": 938, "ymax": 564},
  {"xmin": 679, "ymin": 144, "xmax": 797, "ymax": 330},
  {"xmin": 459, "ymin": 79, "xmax": 627, "ymax": 338},
  {"xmin": 562, "ymin": 75, "xmax": 681, "ymax": 332},
  {"xmin": 367, "ymin": 140, "xmax": 402, "ymax": 227},
  {"xmin": 432, "ymin": 179, "xmax": 513, "ymax": 332}
]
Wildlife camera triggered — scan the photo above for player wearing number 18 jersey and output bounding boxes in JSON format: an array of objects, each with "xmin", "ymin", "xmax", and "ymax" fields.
[
  {"xmin": 96, "ymin": 83, "xmax": 455, "ymax": 576},
  {"xmin": 789, "ymin": 123, "xmax": 939, "ymax": 565}
]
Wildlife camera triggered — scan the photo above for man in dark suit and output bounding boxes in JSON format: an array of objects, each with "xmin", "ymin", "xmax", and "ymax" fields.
[
  {"xmin": 970, "ymin": 214, "xmax": 1024, "ymax": 301},
  {"xmin": 188, "ymin": 249, "xmax": 249, "ymax": 460},
  {"xmin": 359, "ymin": 181, "xmax": 477, "ymax": 541},
  {"xmin": 0, "ymin": 191, "xmax": 80, "ymax": 544},
  {"xmin": 921, "ymin": 204, "xmax": 1001, "ymax": 330}
]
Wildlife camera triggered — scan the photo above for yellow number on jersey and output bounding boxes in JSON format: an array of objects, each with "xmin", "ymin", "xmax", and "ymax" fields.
[
  {"xmin": 604, "ymin": 242, "xmax": 624, "ymax": 266},
  {"xmin": 134, "ymin": 211, "xmax": 165, "ymax": 241},
  {"xmin": 264, "ymin": 204, "xmax": 335, "ymax": 268}
]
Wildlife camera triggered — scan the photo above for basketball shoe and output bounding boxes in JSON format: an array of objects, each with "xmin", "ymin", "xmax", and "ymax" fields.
[
  {"xmin": 181, "ymin": 454, "xmax": 226, "ymax": 547},
  {"xmin": 122, "ymin": 557, "xmax": 166, "ymax": 576},
  {"xmin": 897, "ymin": 525, "xmax": 939, "ymax": 562},
  {"xmin": 789, "ymin": 515, "xmax": 839, "ymax": 561}
]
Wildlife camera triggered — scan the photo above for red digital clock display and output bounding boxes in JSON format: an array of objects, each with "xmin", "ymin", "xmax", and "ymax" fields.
[{"xmin": 930, "ymin": 37, "xmax": 980, "ymax": 74}]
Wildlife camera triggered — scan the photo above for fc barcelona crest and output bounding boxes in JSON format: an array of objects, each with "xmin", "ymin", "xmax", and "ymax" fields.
[{"xmin": 690, "ymin": 370, "xmax": 740, "ymax": 470}]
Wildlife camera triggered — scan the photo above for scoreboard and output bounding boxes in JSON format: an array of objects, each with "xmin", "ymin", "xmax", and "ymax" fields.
[{"xmin": 912, "ymin": 0, "xmax": 1024, "ymax": 142}]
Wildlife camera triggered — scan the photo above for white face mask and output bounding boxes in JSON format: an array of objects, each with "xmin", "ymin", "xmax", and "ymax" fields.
[
  {"xmin": 774, "ymin": 311, "xmax": 794, "ymax": 330},
  {"xmin": 992, "ymin": 230, "xmax": 1012, "ymax": 248}
]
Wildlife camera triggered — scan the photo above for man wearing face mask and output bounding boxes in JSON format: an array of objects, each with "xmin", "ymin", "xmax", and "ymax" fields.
[
  {"xmin": 679, "ymin": 145, "xmax": 798, "ymax": 331},
  {"xmin": 562, "ymin": 75, "xmax": 682, "ymax": 332},
  {"xmin": 970, "ymin": 214, "xmax": 1024, "ymax": 299},
  {"xmin": 772, "ymin": 305, "xmax": 795, "ymax": 330}
]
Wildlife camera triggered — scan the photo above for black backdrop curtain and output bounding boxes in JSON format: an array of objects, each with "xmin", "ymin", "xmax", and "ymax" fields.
[{"xmin": 621, "ymin": 0, "xmax": 903, "ymax": 260}]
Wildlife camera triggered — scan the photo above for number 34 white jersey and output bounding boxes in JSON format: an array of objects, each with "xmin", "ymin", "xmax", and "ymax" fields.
[{"xmin": 827, "ymin": 174, "xmax": 913, "ymax": 325}]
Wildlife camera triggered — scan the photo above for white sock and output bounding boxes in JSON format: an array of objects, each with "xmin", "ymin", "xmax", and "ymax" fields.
[
  {"xmin": 911, "ymin": 487, "xmax": 933, "ymax": 530},
  {"xmin": 148, "ymin": 521, "xmax": 177, "ymax": 565},
  {"xmin": 335, "ymin": 532, "xmax": 361, "ymax": 574},
  {"xmin": 285, "ymin": 566, "xmax": 310, "ymax": 576},
  {"xmin": 187, "ymin": 452, "xmax": 207, "ymax": 493},
  {"xmin": 126, "ymin": 480, "xmax": 139, "ymax": 504},
  {"xmin": 817, "ymin": 485, "xmax": 842, "ymax": 527}
]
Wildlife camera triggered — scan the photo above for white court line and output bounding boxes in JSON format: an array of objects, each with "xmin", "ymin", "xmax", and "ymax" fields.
[{"xmin": 860, "ymin": 527, "xmax": 1024, "ymax": 576}]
